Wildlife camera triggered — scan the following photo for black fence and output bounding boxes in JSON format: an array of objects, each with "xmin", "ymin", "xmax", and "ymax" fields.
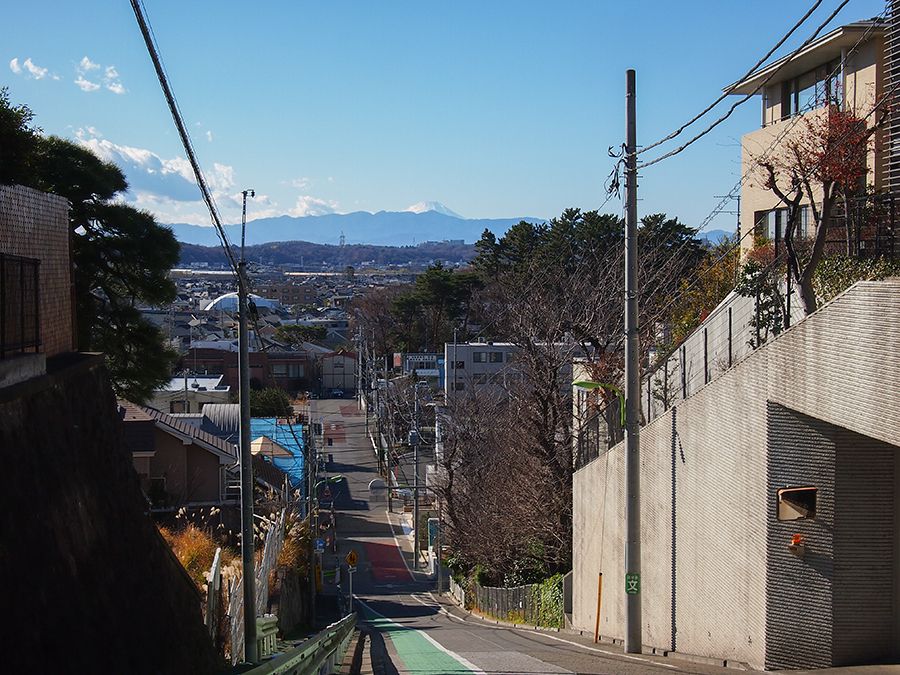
[
  {"xmin": 826, "ymin": 192, "xmax": 897, "ymax": 258},
  {"xmin": 0, "ymin": 253, "xmax": 40, "ymax": 358},
  {"xmin": 575, "ymin": 400, "xmax": 623, "ymax": 469}
]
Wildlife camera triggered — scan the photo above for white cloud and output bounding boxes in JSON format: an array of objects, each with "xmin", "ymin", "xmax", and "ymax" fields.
[
  {"xmin": 9, "ymin": 57, "xmax": 51, "ymax": 80},
  {"xmin": 74, "ymin": 76, "xmax": 100, "ymax": 92},
  {"xmin": 73, "ymin": 128, "xmax": 246, "ymax": 225},
  {"xmin": 206, "ymin": 130, "xmax": 213, "ymax": 142},
  {"xmin": 286, "ymin": 177, "xmax": 310, "ymax": 189},
  {"xmin": 74, "ymin": 57, "xmax": 124, "ymax": 94},
  {"xmin": 289, "ymin": 195, "xmax": 339, "ymax": 217},
  {"xmin": 79, "ymin": 56, "xmax": 100, "ymax": 72}
]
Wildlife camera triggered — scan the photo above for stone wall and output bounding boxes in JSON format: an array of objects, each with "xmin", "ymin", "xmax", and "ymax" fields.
[
  {"xmin": 0, "ymin": 354, "xmax": 218, "ymax": 673},
  {"xmin": 0, "ymin": 184, "xmax": 74, "ymax": 357}
]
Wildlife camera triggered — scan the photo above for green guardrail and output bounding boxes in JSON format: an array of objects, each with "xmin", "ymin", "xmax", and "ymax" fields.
[{"xmin": 244, "ymin": 612, "xmax": 357, "ymax": 675}]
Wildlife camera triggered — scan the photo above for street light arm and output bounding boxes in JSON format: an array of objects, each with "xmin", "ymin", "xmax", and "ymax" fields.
[{"xmin": 573, "ymin": 380, "xmax": 626, "ymax": 426}]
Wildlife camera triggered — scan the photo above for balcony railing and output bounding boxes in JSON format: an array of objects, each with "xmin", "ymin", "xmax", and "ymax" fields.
[{"xmin": 0, "ymin": 253, "xmax": 40, "ymax": 358}]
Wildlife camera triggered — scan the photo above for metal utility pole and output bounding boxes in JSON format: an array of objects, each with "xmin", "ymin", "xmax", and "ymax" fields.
[
  {"xmin": 623, "ymin": 68, "xmax": 642, "ymax": 655},
  {"xmin": 238, "ymin": 189, "xmax": 257, "ymax": 664}
]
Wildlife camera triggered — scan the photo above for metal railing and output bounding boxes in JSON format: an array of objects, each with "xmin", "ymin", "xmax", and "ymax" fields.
[
  {"xmin": 0, "ymin": 253, "xmax": 40, "ymax": 358},
  {"xmin": 243, "ymin": 612, "xmax": 357, "ymax": 675}
]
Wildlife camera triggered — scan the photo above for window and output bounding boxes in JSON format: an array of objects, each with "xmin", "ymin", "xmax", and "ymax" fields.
[
  {"xmin": 780, "ymin": 59, "xmax": 841, "ymax": 120},
  {"xmin": 473, "ymin": 351, "xmax": 487, "ymax": 363},
  {"xmin": 473, "ymin": 373, "xmax": 488, "ymax": 385},
  {"xmin": 760, "ymin": 207, "xmax": 811, "ymax": 242},
  {"xmin": 450, "ymin": 360, "xmax": 465, "ymax": 370},
  {"xmin": 333, "ymin": 360, "xmax": 344, "ymax": 368},
  {"xmin": 452, "ymin": 382, "xmax": 465, "ymax": 391},
  {"xmin": 272, "ymin": 363, "xmax": 303, "ymax": 378},
  {"xmin": 489, "ymin": 351, "xmax": 504, "ymax": 363},
  {"xmin": 777, "ymin": 486, "xmax": 817, "ymax": 521}
]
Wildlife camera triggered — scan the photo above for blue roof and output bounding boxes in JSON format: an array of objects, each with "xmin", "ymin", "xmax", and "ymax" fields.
[{"xmin": 250, "ymin": 418, "xmax": 306, "ymax": 489}]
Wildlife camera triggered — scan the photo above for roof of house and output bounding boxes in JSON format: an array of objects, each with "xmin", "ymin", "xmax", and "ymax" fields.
[
  {"xmin": 726, "ymin": 20, "xmax": 885, "ymax": 95},
  {"xmin": 138, "ymin": 405, "xmax": 237, "ymax": 462}
]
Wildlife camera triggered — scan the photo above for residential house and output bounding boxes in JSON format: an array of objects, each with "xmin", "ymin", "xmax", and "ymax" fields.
[
  {"xmin": 119, "ymin": 402, "xmax": 237, "ymax": 508},
  {"xmin": 148, "ymin": 373, "xmax": 231, "ymax": 413},
  {"xmin": 320, "ymin": 350, "xmax": 357, "ymax": 394},
  {"xmin": 0, "ymin": 184, "xmax": 74, "ymax": 385},
  {"xmin": 728, "ymin": 19, "xmax": 891, "ymax": 258}
]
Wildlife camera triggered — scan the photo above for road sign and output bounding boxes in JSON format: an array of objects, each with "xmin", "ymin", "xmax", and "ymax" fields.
[
  {"xmin": 346, "ymin": 549, "xmax": 358, "ymax": 567},
  {"xmin": 625, "ymin": 573, "xmax": 640, "ymax": 595},
  {"xmin": 314, "ymin": 538, "xmax": 325, "ymax": 552}
]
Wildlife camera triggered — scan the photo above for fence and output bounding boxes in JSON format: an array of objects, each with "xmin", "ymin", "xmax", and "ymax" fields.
[
  {"xmin": 464, "ymin": 576, "xmax": 564, "ymax": 628},
  {"xmin": 205, "ymin": 509, "xmax": 287, "ymax": 665},
  {"xmin": 0, "ymin": 253, "xmax": 40, "ymax": 358}
]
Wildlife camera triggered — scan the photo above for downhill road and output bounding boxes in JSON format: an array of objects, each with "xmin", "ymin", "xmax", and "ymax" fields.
[{"xmin": 307, "ymin": 398, "xmax": 733, "ymax": 675}]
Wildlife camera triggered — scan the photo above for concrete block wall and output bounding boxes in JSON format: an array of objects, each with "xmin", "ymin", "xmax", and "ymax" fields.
[
  {"xmin": 0, "ymin": 184, "xmax": 74, "ymax": 357},
  {"xmin": 574, "ymin": 278, "xmax": 900, "ymax": 670}
]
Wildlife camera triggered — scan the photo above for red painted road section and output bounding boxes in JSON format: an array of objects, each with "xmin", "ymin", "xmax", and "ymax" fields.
[{"xmin": 364, "ymin": 540, "xmax": 413, "ymax": 583}]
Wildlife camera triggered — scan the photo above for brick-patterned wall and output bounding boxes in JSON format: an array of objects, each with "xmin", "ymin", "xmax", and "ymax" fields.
[
  {"xmin": 574, "ymin": 279, "xmax": 900, "ymax": 670},
  {"xmin": 766, "ymin": 404, "xmax": 837, "ymax": 670},
  {"xmin": 0, "ymin": 184, "xmax": 73, "ymax": 357}
]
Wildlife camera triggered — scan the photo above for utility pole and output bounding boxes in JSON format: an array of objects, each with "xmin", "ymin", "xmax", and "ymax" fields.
[
  {"xmin": 623, "ymin": 68, "xmax": 642, "ymax": 655},
  {"xmin": 410, "ymin": 382, "xmax": 423, "ymax": 567},
  {"xmin": 238, "ymin": 189, "xmax": 257, "ymax": 664},
  {"xmin": 307, "ymin": 420, "xmax": 317, "ymax": 621}
]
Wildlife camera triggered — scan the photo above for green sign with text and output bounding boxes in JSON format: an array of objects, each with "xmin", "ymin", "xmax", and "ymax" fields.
[{"xmin": 625, "ymin": 573, "xmax": 640, "ymax": 595}]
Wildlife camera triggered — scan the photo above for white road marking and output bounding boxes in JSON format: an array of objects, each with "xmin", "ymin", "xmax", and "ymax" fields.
[
  {"xmin": 358, "ymin": 598, "xmax": 486, "ymax": 674},
  {"xmin": 421, "ymin": 592, "xmax": 681, "ymax": 671}
]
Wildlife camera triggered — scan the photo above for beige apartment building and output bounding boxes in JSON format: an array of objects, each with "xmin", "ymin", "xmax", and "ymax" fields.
[{"xmin": 729, "ymin": 20, "xmax": 886, "ymax": 258}]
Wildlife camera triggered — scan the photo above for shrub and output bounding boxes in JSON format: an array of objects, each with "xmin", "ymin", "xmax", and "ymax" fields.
[{"xmin": 160, "ymin": 524, "xmax": 221, "ymax": 588}]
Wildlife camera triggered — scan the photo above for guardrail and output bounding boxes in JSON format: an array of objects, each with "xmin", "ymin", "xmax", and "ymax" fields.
[{"xmin": 243, "ymin": 612, "xmax": 357, "ymax": 675}]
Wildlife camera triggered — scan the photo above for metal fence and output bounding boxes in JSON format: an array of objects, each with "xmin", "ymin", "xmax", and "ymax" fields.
[
  {"xmin": 639, "ymin": 287, "xmax": 805, "ymax": 427},
  {"xmin": 0, "ymin": 253, "xmax": 40, "ymax": 358},
  {"xmin": 469, "ymin": 578, "xmax": 564, "ymax": 628},
  {"xmin": 207, "ymin": 509, "xmax": 287, "ymax": 665}
]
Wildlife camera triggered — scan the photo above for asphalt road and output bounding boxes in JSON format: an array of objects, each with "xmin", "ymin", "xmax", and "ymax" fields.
[{"xmin": 307, "ymin": 397, "xmax": 735, "ymax": 675}]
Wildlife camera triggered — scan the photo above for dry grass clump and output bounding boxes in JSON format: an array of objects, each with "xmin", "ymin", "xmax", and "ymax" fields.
[
  {"xmin": 160, "ymin": 524, "xmax": 235, "ymax": 588},
  {"xmin": 277, "ymin": 514, "xmax": 310, "ymax": 575}
]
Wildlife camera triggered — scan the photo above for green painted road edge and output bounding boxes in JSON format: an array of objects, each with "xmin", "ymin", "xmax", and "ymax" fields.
[{"xmin": 357, "ymin": 599, "xmax": 483, "ymax": 674}]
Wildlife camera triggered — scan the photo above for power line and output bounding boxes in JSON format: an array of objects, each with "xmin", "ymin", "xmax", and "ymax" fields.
[
  {"xmin": 637, "ymin": 0, "xmax": 856, "ymax": 169},
  {"xmin": 638, "ymin": 0, "xmax": 825, "ymax": 156},
  {"xmin": 635, "ymin": 13, "xmax": 888, "ymax": 305},
  {"xmin": 129, "ymin": 0, "xmax": 240, "ymax": 277}
]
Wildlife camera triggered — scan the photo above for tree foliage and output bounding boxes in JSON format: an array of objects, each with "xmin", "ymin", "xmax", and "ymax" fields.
[
  {"xmin": 274, "ymin": 324, "xmax": 327, "ymax": 346},
  {"xmin": 756, "ymin": 104, "xmax": 883, "ymax": 314},
  {"xmin": 0, "ymin": 90, "xmax": 180, "ymax": 402},
  {"xmin": 249, "ymin": 388, "xmax": 294, "ymax": 418}
]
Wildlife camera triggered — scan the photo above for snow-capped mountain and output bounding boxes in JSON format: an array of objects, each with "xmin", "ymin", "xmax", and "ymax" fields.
[{"xmin": 404, "ymin": 201, "xmax": 463, "ymax": 218}]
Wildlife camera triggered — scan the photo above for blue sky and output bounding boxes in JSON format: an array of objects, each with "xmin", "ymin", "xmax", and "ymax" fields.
[{"xmin": 0, "ymin": 1, "xmax": 887, "ymax": 241}]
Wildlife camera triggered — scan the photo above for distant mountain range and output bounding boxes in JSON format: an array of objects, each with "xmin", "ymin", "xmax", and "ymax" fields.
[{"xmin": 166, "ymin": 205, "xmax": 542, "ymax": 247}]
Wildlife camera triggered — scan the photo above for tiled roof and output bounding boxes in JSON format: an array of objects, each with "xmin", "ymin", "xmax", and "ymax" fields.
[{"xmin": 139, "ymin": 405, "xmax": 237, "ymax": 461}]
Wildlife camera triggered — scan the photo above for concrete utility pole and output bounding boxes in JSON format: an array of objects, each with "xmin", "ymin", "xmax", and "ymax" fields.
[
  {"xmin": 410, "ymin": 381, "xmax": 424, "ymax": 566},
  {"xmin": 412, "ymin": 386, "xmax": 420, "ymax": 565},
  {"xmin": 624, "ymin": 68, "xmax": 642, "ymax": 655},
  {"xmin": 238, "ymin": 189, "xmax": 257, "ymax": 663}
]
